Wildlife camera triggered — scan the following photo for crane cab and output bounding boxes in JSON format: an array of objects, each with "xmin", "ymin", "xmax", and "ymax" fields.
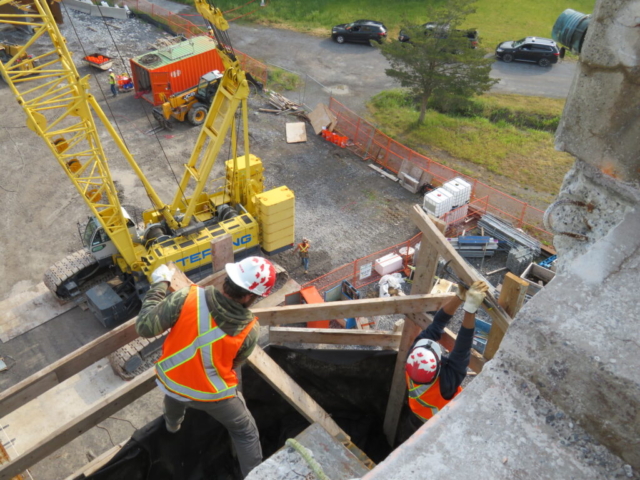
[{"xmin": 80, "ymin": 210, "xmax": 139, "ymax": 263}]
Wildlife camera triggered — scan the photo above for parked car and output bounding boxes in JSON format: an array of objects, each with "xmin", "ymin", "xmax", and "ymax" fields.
[
  {"xmin": 398, "ymin": 23, "xmax": 478, "ymax": 48},
  {"xmin": 495, "ymin": 37, "xmax": 561, "ymax": 67},
  {"xmin": 332, "ymin": 20, "xmax": 388, "ymax": 45}
]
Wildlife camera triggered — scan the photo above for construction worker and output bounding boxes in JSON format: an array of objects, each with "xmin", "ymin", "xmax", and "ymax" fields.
[
  {"xmin": 294, "ymin": 237, "xmax": 310, "ymax": 273},
  {"xmin": 136, "ymin": 257, "xmax": 278, "ymax": 478},
  {"xmin": 404, "ymin": 281, "xmax": 489, "ymax": 428},
  {"xmin": 108, "ymin": 68, "xmax": 117, "ymax": 97}
]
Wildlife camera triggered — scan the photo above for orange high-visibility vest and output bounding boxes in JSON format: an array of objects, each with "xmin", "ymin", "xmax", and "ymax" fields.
[
  {"xmin": 156, "ymin": 285, "xmax": 256, "ymax": 402},
  {"xmin": 298, "ymin": 242, "xmax": 309, "ymax": 253},
  {"xmin": 406, "ymin": 372, "xmax": 462, "ymax": 422}
]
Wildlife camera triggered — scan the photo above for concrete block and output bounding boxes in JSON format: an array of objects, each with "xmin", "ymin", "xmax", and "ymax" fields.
[{"xmin": 506, "ymin": 247, "xmax": 533, "ymax": 276}]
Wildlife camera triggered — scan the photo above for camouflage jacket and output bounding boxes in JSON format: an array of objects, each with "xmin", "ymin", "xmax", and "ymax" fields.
[{"xmin": 136, "ymin": 282, "xmax": 259, "ymax": 368}]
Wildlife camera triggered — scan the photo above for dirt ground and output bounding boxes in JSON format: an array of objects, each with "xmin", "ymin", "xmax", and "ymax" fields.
[{"xmin": 0, "ymin": 8, "xmax": 425, "ymax": 305}]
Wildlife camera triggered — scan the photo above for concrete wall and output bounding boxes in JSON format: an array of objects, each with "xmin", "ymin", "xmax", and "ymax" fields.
[{"xmin": 63, "ymin": 0, "xmax": 129, "ymax": 20}]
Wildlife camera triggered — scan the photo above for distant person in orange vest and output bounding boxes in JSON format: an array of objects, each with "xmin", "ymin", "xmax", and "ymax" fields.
[
  {"xmin": 108, "ymin": 68, "xmax": 117, "ymax": 97},
  {"xmin": 136, "ymin": 257, "xmax": 278, "ymax": 478},
  {"xmin": 295, "ymin": 237, "xmax": 310, "ymax": 273},
  {"xmin": 404, "ymin": 281, "xmax": 488, "ymax": 429}
]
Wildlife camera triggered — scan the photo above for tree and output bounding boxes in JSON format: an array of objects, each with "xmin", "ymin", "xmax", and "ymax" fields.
[{"xmin": 379, "ymin": 0, "xmax": 497, "ymax": 123}]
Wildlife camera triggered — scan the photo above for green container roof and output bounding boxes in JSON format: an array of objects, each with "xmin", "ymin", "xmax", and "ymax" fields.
[{"xmin": 132, "ymin": 36, "xmax": 217, "ymax": 69}]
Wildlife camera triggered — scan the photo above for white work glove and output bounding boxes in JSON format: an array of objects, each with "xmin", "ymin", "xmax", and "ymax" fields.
[
  {"xmin": 462, "ymin": 281, "xmax": 489, "ymax": 314},
  {"xmin": 151, "ymin": 264, "xmax": 174, "ymax": 285},
  {"xmin": 455, "ymin": 283, "xmax": 467, "ymax": 301}
]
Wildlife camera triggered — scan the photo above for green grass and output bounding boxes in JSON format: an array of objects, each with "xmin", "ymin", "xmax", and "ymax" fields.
[
  {"xmin": 207, "ymin": 0, "xmax": 593, "ymax": 50},
  {"xmin": 267, "ymin": 66, "xmax": 302, "ymax": 91},
  {"xmin": 368, "ymin": 90, "xmax": 573, "ymax": 195}
]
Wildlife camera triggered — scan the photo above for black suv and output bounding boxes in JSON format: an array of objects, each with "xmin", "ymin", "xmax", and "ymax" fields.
[
  {"xmin": 398, "ymin": 23, "xmax": 478, "ymax": 48},
  {"xmin": 332, "ymin": 20, "xmax": 388, "ymax": 45},
  {"xmin": 495, "ymin": 37, "xmax": 561, "ymax": 67}
]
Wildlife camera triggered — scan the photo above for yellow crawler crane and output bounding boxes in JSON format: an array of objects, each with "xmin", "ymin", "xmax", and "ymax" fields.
[{"xmin": 0, "ymin": 0, "xmax": 295, "ymax": 327}]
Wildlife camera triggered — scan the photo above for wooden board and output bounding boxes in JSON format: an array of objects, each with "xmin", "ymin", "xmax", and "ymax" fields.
[
  {"xmin": 269, "ymin": 327, "xmax": 401, "ymax": 348},
  {"xmin": 497, "ymin": 272, "xmax": 529, "ymax": 318},
  {"xmin": 409, "ymin": 205, "xmax": 512, "ymax": 361},
  {"xmin": 383, "ymin": 213, "xmax": 445, "ymax": 445},
  {"xmin": 0, "ymin": 369, "xmax": 156, "ymax": 480},
  {"xmin": 166, "ymin": 262, "xmax": 193, "ymax": 292},
  {"xmin": 210, "ymin": 234, "xmax": 233, "ymax": 273},
  {"xmin": 308, "ymin": 103, "xmax": 337, "ymax": 135},
  {"xmin": 247, "ymin": 346, "xmax": 345, "ymax": 439},
  {"xmin": 253, "ymin": 293, "xmax": 453, "ymax": 326},
  {"xmin": 285, "ymin": 122, "xmax": 307, "ymax": 143}
]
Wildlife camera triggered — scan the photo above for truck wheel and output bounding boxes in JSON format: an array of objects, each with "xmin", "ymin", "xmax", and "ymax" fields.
[{"xmin": 188, "ymin": 103, "xmax": 208, "ymax": 126}]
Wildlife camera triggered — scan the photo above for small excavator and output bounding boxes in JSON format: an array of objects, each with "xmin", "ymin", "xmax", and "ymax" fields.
[{"xmin": 0, "ymin": 0, "xmax": 295, "ymax": 328}]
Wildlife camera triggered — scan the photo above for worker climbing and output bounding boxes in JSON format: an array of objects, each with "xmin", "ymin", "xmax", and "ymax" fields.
[
  {"xmin": 401, "ymin": 280, "xmax": 489, "ymax": 436},
  {"xmin": 108, "ymin": 68, "xmax": 117, "ymax": 97},
  {"xmin": 295, "ymin": 237, "xmax": 311, "ymax": 273},
  {"xmin": 136, "ymin": 257, "xmax": 278, "ymax": 478}
]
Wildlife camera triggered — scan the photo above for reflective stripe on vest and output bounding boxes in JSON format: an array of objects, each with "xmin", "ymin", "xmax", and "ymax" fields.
[
  {"xmin": 406, "ymin": 373, "xmax": 462, "ymax": 422},
  {"xmin": 156, "ymin": 286, "xmax": 255, "ymax": 402},
  {"xmin": 298, "ymin": 243, "xmax": 309, "ymax": 253}
]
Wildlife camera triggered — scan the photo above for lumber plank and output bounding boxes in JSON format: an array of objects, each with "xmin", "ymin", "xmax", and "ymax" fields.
[
  {"xmin": 484, "ymin": 273, "xmax": 529, "ymax": 358},
  {"xmin": 253, "ymin": 293, "xmax": 454, "ymax": 326},
  {"xmin": 409, "ymin": 205, "xmax": 512, "ymax": 360},
  {"xmin": 166, "ymin": 262, "xmax": 192, "ymax": 292},
  {"xmin": 247, "ymin": 346, "xmax": 345, "ymax": 439},
  {"xmin": 0, "ymin": 369, "xmax": 156, "ymax": 480},
  {"xmin": 269, "ymin": 327, "xmax": 401, "ymax": 348},
  {"xmin": 382, "ymin": 317, "xmax": 421, "ymax": 445},
  {"xmin": 210, "ymin": 234, "xmax": 233, "ymax": 273},
  {"xmin": 0, "ymin": 319, "xmax": 139, "ymax": 418},
  {"xmin": 383, "ymin": 213, "xmax": 445, "ymax": 445},
  {"xmin": 64, "ymin": 440, "xmax": 127, "ymax": 480}
]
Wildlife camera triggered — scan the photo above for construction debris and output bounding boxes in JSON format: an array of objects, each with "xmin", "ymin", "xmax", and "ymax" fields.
[
  {"xmin": 308, "ymin": 103, "xmax": 337, "ymax": 134},
  {"xmin": 478, "ymin": 214, "xmax": 541, "ymax": 255},
  {"xmin": 147, "ymin": 34, "xmax": 186, "ymax": 51},
  {"xmin": 368, "ymin": 164, "xmax": 398, "ymax": 182},
  {"xmin": 259, "ymin": 91, "xmax": 308, "ymax": 120},
  {"xmin": 520, "ymin": 262, "xmax": 556, "ymax": 295}
]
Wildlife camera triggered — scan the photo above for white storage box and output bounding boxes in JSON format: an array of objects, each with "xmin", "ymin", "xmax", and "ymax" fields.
[
  {"xmin": 423, "ymin": 188, "xmax": 454, "ymax": 217},
  {"xmin": 374, "ymin": 253, "xmax": 404, "ymax": 276},
  {"xmin": 443, "ymin": 177, "xmax": 472, "ymax": 206}
]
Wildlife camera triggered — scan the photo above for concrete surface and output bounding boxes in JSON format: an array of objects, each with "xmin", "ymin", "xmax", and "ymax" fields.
[
  {"xmin": 555, "ymin": 0, "xmax": 640, "ymax": 184},
  {"xmin": 246, "ymin": 423, "xmax": 369, "ymax": 480}
]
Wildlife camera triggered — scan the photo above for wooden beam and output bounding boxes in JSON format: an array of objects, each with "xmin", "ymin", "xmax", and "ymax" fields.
[
  {"xmin": 269, "ymin": 327, "xmax": 401, "ymax": 348},
  {"xmin": 382, "ymin": 317, "xmax": 421, "ymax": 445},
  {"xmin": 0, "ymin": 369, "xmax": 156, "ymax": 480},
  {"xmin": 410, "ymin": 205, "xmax": 512, "ymax": 361},
  {"xmin": 383, "ymin": 216, "xmax": 445, "ymax": 446},
  {"xmin": 484, "ymin": 273, "xmax": 529, "ymax": 358},
  {"xmin": 210, "ymin": 234, "xmax": 233, "ymax": 273},
  {"xmin": 0, "ymin": 318, "xmax": 139, "ymax": 419},
  {"xmin": 247, "ymin": 345, "xmax": 345, "ymax": 439},
  {"xmin": 64, "ymin": 441, "xmax": 127, "ymax": 480},
  {"xmin": 166, "ymin": 262, "xmax": 193, "ymax": 292},
  {"xmin": 254, "ymin": 293, "xmax": 454, "ymax": 326}
]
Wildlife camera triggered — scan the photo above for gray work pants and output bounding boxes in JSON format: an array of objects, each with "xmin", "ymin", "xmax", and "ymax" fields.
[{"xmin": 163, "ymin": 393, "xmax": 262, "ymax": 478}]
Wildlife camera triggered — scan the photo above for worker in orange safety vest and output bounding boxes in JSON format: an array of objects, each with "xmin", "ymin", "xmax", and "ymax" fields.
[
  {"xmin": 136, "ymin": 257, "xmax": 277, "ymax": 478},
  {"xmin": 403, "ymin": 281, "xmax": 488, "ymax": 430},
  {"xmin": 294, "ymin": 237, "xmax": 311, "ymax": 274}
]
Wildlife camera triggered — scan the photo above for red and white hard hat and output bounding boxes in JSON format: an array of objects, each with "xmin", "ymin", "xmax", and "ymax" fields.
[
  {"xmin": 405, "ymin": 339, "xmax": 443, "ymax": 384},
  {"xmin": 225, "ymin": 257, "xmax": 276, "ymax": 297}
]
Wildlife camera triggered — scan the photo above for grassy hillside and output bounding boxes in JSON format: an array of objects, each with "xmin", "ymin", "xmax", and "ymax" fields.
[
  {"xmin": 367, "ymin": 90, "xmax": 573, "ymax": 202},
  {"xmin": 211, "ymin": 0, "xmax": 593, "ymax": 50}
]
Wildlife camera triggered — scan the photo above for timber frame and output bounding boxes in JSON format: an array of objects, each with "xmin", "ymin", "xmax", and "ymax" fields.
[{"xmin": 0, "ymin": 205, "xmax": 526, "ymax": 479}]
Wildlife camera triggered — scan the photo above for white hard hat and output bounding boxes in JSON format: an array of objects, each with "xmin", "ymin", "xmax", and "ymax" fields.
[
  {"xmin": 406, "ymin": 339, "xmax": 442, "ymax": 384},
  {"xmin": 225, "ymin": 257, "xmax": 276, "ymax": 297},
  {"xmin": 108, "ymin": 68, "xmax": 113, "ymax": 72}
]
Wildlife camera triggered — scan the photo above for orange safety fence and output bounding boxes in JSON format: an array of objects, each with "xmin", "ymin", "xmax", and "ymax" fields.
[
  {"xmin": 123, "ymin": 0, "xmax": 268, "ymax": 86},
  {"xmin": 302, "ymin": 234, "xmax": 422, "ymax": 296},
  {"xmin": 328, "ymin": 98, "xmax": 552, "ymax": 245}
]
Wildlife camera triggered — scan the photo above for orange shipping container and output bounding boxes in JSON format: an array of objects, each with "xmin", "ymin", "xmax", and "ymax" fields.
[{"xmin": 130, "ymin": 36, "xmax": 225, "ymax": 106}]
